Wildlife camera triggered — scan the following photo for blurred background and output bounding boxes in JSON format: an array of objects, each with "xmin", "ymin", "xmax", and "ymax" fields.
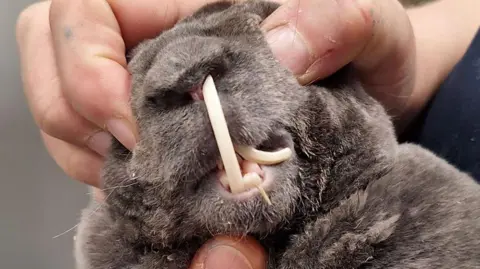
[
  {"xmin": 0, "ymin": 1, "xmax": 89, "ymax": 268},
  {"xmin": 0, "ymin": 0, "xmax": 434, "ymax": 268}
]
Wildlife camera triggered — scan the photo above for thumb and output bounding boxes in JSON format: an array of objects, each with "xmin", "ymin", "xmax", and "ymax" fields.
[
  {"xmin": 261, "ymin": 0, "xmax": 416, "ymax": 120},
  {"xmin": 261, "ymin": 0, "xmax": 372, "ymax": 85},
  {"xmin": 190, "ymin": 235, "xmax": 267, "ymax": 269},
  {"xmin": 49, "ymin": 0, "xmax": 137, "ymax": 151}
]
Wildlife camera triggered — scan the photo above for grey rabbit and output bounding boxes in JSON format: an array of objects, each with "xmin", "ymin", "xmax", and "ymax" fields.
[{"xmin": 74, "ymin": 1, "xmax": 480, "ymax": 268}]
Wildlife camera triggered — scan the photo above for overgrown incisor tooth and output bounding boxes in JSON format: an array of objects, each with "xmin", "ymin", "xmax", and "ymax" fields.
[
  {"xmin": 243, "ymin": 173, "xmax": 272, "ymax": 205},
  {"xmin": 219, "ymin": 173, "xmax": 229, "ymax": 188},
  {"xmin": 243, "ymin": 173, "xmax": 263, "ymax": 189},
  {"xmin": 235, "ymin": 145, "xmax": 292, "ymax": 165},
  {"xmin": 217, "ymin": 160, "xmax": 224, "ymax": 170},
  {"xmin": 203, "ymin": 75, "xmax": 244, "ymax": 193}
]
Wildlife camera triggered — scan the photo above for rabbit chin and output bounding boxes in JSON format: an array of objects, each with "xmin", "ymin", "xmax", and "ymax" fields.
[{"xmin": 189, "ymin": 160, "xmax": 300, "ymax": 235}]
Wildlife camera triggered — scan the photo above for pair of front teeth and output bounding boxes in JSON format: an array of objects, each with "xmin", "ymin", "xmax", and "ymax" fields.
[
  {"xmin": 218, "ymin": 156, "xmax": 271, "ymax": 204},
  {"xmin": 217, "ymin": 153, "xmax": 264, "ymax": 189},
  {"xmin": 202, "ymin": 75, "xmax": 292, "ymax": 205}
]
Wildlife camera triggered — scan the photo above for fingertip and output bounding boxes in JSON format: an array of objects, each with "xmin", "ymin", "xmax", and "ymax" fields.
[
  {"xmin": 190, "ymin": 235, "xmax": 267, "ymax": 269},
  {"xmin": 60, "ymin": 58, "xmax": 138, "ymax": 150},
  {"xmin": 105, "ymin": 117, "xmax": 137, "ymax": 151},
  {"xmin": 264, "ymin": 24, "xmax": 312, "ymax": 77},
  {"xmin": 86, "ymin": 130, "xmax": 113, "ymax": 157}
]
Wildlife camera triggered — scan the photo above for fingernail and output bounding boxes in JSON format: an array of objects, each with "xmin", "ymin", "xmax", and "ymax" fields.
[
  {"xmin": 204, "ymin": 245, "xmax": 253, "ymax": 269},
  {"xmin": 106, "ymin": 118, "xmax": 136, "ymax": 151},
  {"xmin": 86, "ymin": 131, "xmax": 112, "ymax": 157},
  {"xmin": 265, "ymin": 25, "xmax": 311, "ymax": 76}
]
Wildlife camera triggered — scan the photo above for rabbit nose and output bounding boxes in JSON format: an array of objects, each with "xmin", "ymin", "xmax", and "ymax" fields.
[{"xmin": 188, "ymin": 84, "xmax": 204, "ymax": 101}]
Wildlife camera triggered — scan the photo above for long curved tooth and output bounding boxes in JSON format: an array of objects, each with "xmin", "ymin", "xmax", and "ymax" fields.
[
  {"xmin": 202, "ymin": 75, "xmax": 275, "ymax": 205},
  {"xmin": 235, "ymin": 145, "xmax": 292, "ymax": 165},
  {"xmin": 203, "ymin": 75, "xmax": 244, "ymax": 194}
]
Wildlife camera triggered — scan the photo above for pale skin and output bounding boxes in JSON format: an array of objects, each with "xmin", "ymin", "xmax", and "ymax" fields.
[{"xmin": 15, "ymin": 0, "xmax": 480, "ymax": 269}]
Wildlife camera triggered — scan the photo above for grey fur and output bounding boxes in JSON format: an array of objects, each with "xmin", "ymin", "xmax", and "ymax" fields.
[{"xmin": 74, "ymin": 1, "xmax": 480, "ymax": 268}]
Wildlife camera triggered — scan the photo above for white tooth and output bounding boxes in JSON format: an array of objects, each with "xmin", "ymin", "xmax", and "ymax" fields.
[
  {"xmin": 219, "ymin": 173, "xmax": 229, "ymax": 188},
  {"xmin": 235, "ymin": 145, "xmax": 292, "ymax": 165},
  {"xmin": 243, "ymin": 173, "xmax": 263, "ymax": 189},
  {"xmin": 217, "ymin": 159, "xmax": 224, "ymax": 170},
  {"xmin": 242, "ymin": 173, "xmax": 272, "ymax": 205},
  {"xmin": 203, "ymin": 75, "xmax": 244, "ymax": 193}
]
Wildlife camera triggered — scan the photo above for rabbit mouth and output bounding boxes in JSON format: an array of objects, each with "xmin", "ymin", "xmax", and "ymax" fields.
[
  {"xmin": 199, "ymin": 74, "xmax": 294, "ymax": 203},
  {"xmin": 213, "ymin": 130, "xmax": 294, "ymax": 202}
]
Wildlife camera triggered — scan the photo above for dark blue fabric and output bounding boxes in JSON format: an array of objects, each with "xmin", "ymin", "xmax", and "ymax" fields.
[{"xmin": 402, "ymin": 28, "xmax": 480, "ymax": 182}]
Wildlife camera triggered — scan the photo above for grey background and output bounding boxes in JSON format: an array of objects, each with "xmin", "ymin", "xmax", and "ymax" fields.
[{"xmin": 0, "ymin": 1, "xmax": 89, "ymax": 268}]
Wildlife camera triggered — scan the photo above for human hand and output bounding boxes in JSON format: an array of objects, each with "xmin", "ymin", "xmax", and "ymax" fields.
[
  {"xmin": 16, "ymin": 0, "xmax": 220, "ymax": 187},
  {"xmin": 262, "ymin": 0, "xmax": 416, "ymax": 128},
  {"xmin": 17, "ymin": 2, "xmax": 268, "ymax": 267}
]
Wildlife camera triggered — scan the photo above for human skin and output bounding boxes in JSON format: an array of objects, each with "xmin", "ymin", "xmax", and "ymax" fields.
[{"xmin": 15, "ymin": 0, "xmax": 480, "ymax": 268}]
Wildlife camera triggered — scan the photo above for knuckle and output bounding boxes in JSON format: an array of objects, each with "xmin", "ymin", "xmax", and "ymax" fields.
[
  {"xmin": 333, "ymin": 1, "xmax": 375, "ymax": 44},
  {"xmin": 62, "ymin": 154, "xmax": 90, "ymax": 184},
  {"xmin": 36, "ymin": 97, "xmax": 95, "ymax": 147},
  {"xmin": 65, "ymin": 71, "xmax": 113, "ymax": 121},
  {"xmin": 63, "ymin": 151, "xmax": 102, "ymax": 186},
  {"xmin": 49, "ymin": 0, "xmax": 68, "ymax": 24},
  {"xmin": 63, "ymin": 154, "xmax": 83, "ymax": 183},
  {"xmin": 37, "ymin": 101, "xmax": 64, "ymax": 138},
  {"xmin": 16, "ymin": 2, "xmax": 50, "ymax": 44},
  {"xmin": 41, "ymin": 132, "xmax": 101, "ymax": 186}
]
